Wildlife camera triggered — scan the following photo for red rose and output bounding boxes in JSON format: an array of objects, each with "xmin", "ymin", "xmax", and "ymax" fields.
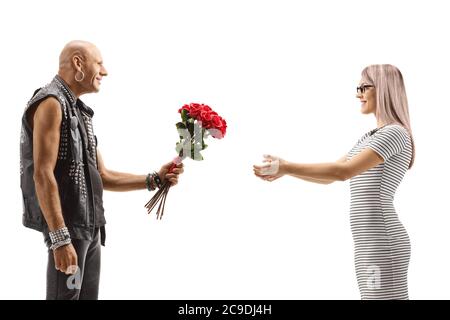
[
  {"xmin": 201, "ymin": 105, "xmax": 212, "ymax": 112},
  {"xmin": 211, "ymin": 115, "xmax": 223, "ymax": 128},
  {"xmin": 177, "ymin": 102, "xmax": 226, "ymax": 138},
  {"xmin": 201, "ymin": 120, "xmax": 212, "ymax": 129},
  {"xmin": 178, "ymin": 104, "xmax": 190, "ymax": 113},
  {"xmin": 199, "ymin": 110, "xmax": 213, "ymax": 129},
  {"xmin": 189, "ymin": 105, "xmax": 202, "ymax": 118},
  {"xmin": 220, "ymin": 118, "xmax": 227, "ymax": 137},
  {"xmin": 201, "ymin": 111, "xmax": 213, "ymax": 122}
]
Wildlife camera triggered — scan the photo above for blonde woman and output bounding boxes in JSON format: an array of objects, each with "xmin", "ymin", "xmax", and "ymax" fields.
[{"xmin": 254, "ymin": 64, "xmax": 415, "ymax": 300}]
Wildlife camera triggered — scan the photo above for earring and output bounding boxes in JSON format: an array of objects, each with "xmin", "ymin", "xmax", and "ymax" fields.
[{"xmin": 75, "ymin": 70, "xmax": 85, "ymax": 82}]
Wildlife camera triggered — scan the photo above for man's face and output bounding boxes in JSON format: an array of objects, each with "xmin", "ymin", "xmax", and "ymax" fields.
[{"xmin": 82, "ymin": 46, "xmax": 108, "ymax": 93}]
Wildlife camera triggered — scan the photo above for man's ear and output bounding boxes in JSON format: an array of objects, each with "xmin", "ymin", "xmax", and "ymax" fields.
[{"xmin": 72, "ymin": 54, "xmax": 84, "ymax": 72}]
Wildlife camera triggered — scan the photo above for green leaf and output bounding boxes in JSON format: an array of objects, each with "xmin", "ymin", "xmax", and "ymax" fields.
[
  {"xmin": 187, "ymin": 122, "xmax": 194, "ymax": 137},
  {"xmin": 181, "ymin": 109, "xmax": 189, "ymax": 122},
  {"xmin": 176, "ymin": 122, "xmax": 187, "ymax": 129},
  {"xmin": 177, "ymin": 123, "xmax": 189, "ymax": 140}
]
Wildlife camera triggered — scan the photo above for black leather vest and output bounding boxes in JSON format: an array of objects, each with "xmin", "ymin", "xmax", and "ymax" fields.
[{"xmin": 20, "ymin": 75, "xmax": 106, "ymax": 245}]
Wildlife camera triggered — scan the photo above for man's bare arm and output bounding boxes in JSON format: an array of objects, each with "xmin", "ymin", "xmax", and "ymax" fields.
[
  {"xmin": 32, "ymin": 97, "xmax": 66, "ymax": 231},
  {"xmin": 97, "ymin": 149, "xmax": 183, "ymax": 191},
  {"xmin": 97, "ymin": 149, "xmax": 147, "ymax": 191}
]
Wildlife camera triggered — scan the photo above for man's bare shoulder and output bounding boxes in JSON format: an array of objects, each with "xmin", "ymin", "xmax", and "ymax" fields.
[{"xmin": 29, "ymin": 97, "xmax": 62, "ymax": 130}]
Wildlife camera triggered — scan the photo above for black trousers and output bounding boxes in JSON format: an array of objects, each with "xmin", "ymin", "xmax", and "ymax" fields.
[{"xmin": 46, "ymin": 228, "xmax": 101, "ymax": 300}]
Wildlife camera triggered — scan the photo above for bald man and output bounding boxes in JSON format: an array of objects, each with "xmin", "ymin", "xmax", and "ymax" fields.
[{"xmin": 20, "ymin": 40, "xmax": 184, "ymax": 300}]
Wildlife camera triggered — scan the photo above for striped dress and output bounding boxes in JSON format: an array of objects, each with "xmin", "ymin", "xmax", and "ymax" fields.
[{"xmin": 347, "ymin": 124, "xmax": 412, "ymax": 300}]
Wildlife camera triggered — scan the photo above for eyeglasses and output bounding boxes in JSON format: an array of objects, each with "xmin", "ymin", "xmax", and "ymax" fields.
[{"xmin": 356, "ymin": 85, "xmax": 374, "ymax": 94}]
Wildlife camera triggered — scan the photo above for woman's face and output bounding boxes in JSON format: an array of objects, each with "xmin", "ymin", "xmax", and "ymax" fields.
[{"xmin": 356, "ymin": 79, "xmax": 376, "ymax": 114}]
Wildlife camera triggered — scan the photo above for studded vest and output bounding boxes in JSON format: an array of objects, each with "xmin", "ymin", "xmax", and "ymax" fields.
[{"xmin": 20, "ymin": 75, "xmax": 106, "ymax": 245}]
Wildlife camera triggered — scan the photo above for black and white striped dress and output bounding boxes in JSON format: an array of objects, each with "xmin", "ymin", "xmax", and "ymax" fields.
[{"xmin": 347, "ymin": 124, "xmax": 412, "ymax": 300}]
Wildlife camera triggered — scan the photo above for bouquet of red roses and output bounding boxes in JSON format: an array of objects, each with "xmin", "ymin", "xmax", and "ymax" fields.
[{"xmin": 145, "ymin": 103, "xmax": 227, "ymax": 219}]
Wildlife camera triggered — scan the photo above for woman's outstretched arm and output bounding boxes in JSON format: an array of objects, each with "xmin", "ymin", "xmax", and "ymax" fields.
[
  {"xmin": 282, "ymin": 148, "xmax": 383, "ymax": 182},
  {"xmin": 254, "ymin": 150, "xmax": 383, "ymax": 183},
  {"xmin": 288, "ymin": 155, "xmax": 348, "ymax": 184}
]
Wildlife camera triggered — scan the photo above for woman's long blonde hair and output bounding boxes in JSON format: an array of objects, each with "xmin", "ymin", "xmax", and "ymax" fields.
[{"xmin": 362, "ymin": 64, "xmax": 415, "ymax": 169}]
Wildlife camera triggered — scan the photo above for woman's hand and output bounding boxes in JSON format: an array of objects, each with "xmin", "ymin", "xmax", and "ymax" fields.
[{"xmin": 253, "ymin": 154, "xmax": 288, "ymax": 182}]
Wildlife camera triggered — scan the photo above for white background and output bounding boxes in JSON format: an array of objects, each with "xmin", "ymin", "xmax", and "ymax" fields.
[{"xmin": 0, "ymin": 0, "xmax": 449, "ymax": 300}]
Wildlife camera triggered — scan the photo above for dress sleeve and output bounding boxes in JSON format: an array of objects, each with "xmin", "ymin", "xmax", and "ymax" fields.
[{"xmin": 366, "ymin": 125, "xmax": 410, "ymax": 161}]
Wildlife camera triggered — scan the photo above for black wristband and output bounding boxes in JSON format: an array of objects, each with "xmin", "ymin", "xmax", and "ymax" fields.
[
  {"xmin": 146, "ymin": 173, "xmax": 155, "ymax": 191},
  {"xmin": 153, "ymin": 172, "xmax": 162, "ymax": 189}
]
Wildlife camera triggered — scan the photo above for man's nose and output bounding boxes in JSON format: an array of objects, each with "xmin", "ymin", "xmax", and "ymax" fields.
[{"xmin": 101, "ymin": 66, "xmax": 108, "ymax": 76}]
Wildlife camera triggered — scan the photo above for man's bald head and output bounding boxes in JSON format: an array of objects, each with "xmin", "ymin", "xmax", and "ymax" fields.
[
  {"xmin": 59, "ymin": 40, "xmax": 98, "ymax": 71},
  {"xmin": 57, "ymin": 40, "xmax": 107, "ymax": 96}
]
